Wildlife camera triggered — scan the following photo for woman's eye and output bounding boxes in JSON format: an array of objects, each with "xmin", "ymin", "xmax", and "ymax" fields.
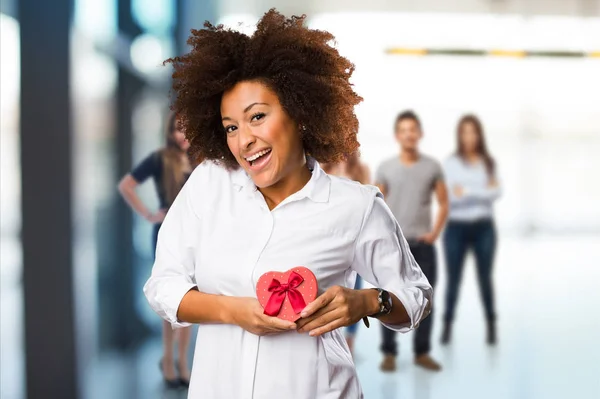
[
  {"xmin": 251, "ymin": 113, "xmax": 266, "ymax": 122},
  {"xmin": 224, "ymin": 125, "xmax": 237, "ymax": 134}
]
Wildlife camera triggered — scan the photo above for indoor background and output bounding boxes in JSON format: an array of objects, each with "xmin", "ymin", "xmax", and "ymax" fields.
[{"xmin": 1, "ymin": 0, "xmax": 599, "ymax": 398}]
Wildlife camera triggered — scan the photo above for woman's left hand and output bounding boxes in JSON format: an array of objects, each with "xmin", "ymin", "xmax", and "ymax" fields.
[
  {"xmin": 296, "ymin": 286, "xmax": 376, "ymax": 337},
  {"xmin": 453, "ymin": 185, "xmax": 464, "ymax": 198}
]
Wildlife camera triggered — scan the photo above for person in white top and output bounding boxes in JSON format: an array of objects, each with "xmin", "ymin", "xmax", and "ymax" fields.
[
  {"xmin": 144, "ymin": 9, "xmax": 432, "ymax": 398},
  {"xmin": 441, "ymin": 114, "xmax": 501, "ymax": 346}
]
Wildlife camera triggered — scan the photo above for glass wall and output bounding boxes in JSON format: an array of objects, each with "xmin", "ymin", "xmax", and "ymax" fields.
[
  {"xmin": 71, "ymin": 0, "xmax": 181, "ymax": 397},
  {"xmin": 129, "ymin": 0, "xmax": 177, "ymax": 331},
  {"xmin": 70, "ymin": 0, "xmax": 119, "ymax": 388}
]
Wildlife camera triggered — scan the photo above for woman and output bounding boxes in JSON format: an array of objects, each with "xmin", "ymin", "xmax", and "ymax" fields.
[
  {"xmin": 441, "ymin": 114, "xmax": 501, "ymax": 346},
  {"xmin": 118, "ymin": 113, "xmax": 193, "ymax": 388},
  {"xmin": 321, "ymin": 153, "xmax": 371, "ymax": 356},
  {"xmin": 144, "ymin": 10, "xmax": 432, "ymax": 398}
]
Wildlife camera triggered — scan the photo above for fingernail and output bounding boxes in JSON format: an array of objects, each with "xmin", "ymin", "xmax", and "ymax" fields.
[
  {"xmin": 309, "ymin": 331, "xmax": 316, "ymax": 337},
  {"xmin": 300, "ymin": 312, "xmax": 307, "ymax": 318}
]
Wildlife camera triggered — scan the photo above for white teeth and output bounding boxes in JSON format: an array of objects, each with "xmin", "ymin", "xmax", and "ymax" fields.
[{"xmin": 245, "ymin": 149, "xmax": 271, "ymax": 162}]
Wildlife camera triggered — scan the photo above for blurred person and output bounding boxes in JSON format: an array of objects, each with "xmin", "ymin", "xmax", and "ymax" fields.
[
  {"xmin": 323, "ymin": 152, "xmax": 371, "ymax": 184},
  {"xmin": 375, "ymin": 110, "xmax": 448, "ymax": 372},
  {"xmin": 118, "ymin": 112, "xmax": 194, "ymax": 388},
  {"xmin": 441, "ymin": 114, "xmax": 500, "ymax": 346},
  {"xmin": 321, "ymin": 152, "xmax": 371, "ymax": 356},
  {"xmin": 318, "ymin": 160, "xmax": 339, "ymax": 175},
  {"xmin": 143, "ymin": 10, "xmax": 432, "ymax": 398}
]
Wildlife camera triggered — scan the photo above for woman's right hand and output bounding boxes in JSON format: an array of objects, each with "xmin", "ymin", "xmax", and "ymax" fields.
[
  {"xmin": 229, "ymin": 297, "xmax": 297, "ymax": 336},
  {"xmin": 453, "ymin": 185, "xmax": 464, "ymax": 198},
  {"xmin": 146, "ymin": 209, "xmax": 167, "ymax": 223}
]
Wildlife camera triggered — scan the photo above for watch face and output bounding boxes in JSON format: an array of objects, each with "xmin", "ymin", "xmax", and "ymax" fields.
[
  {"xmin": 381, "ymin": 290, "xmax": 390, "ymax": 302},
  {"xmin": 380, "ymin": 290, "xmax": 392, "ymax": 313}
]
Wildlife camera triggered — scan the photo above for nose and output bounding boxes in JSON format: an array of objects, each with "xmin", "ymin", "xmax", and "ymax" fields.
[{"xmin": 238, "ymin": 124, "xmax": 256, "ymax": 150}]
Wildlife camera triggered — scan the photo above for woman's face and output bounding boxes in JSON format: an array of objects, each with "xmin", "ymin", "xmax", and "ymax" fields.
[
  {"xmin": 172, "ymin": 124, "xmax": 190, "ymax": 151},
  {"xmin": 459, "ymin": 122, "xmax": 479, "ymax": 153},
  {"xmin": 221, "ymin": 80, "xmax": 305, "ymax": 189}
]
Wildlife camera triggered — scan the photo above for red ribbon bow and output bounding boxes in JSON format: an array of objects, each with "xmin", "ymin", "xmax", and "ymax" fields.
[{"xmin": 263, "ymin": 271, "xmax": 307, "ymax": 317}]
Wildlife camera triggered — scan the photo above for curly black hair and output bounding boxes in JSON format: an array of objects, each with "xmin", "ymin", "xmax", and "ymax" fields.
[{"xmin": 165, "ymin": 9, "xmax": 363, "ymax": 170}]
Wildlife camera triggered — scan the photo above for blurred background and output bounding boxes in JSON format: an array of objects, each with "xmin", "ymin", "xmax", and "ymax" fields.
[{"xmin": 1, "ymin": 0, "xmax": 599, "ymax": 398}]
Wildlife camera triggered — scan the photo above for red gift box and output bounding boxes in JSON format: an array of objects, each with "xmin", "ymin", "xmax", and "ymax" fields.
[{"xmin": 256, "ymin": 267, "xmax": 318, "ymax": 322}]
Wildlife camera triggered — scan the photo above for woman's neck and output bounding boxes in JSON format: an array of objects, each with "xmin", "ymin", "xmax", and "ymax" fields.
[
  {"xmin": 462, "ymin": 151, "xmax": 481, "ymax": 163},
  {"xmin": 259, "ymin": 163, "xmax": 312, "ymax": 210}
]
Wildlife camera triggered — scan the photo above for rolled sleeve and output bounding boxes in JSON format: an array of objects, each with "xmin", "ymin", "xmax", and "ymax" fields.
[
  {"xmin": 148, "ymin": 279, "xmax": 197, "ymax": 328},
  {"xmin": 432, "ymin": 160, "xmax": 444, "ymax": 187},
  {"xmin": 143, "ymin": 166, "xmax": 204, "ymax": 329},
  {"xmin": 374, "ymin": 164, "xmax": 388, "ymax": 188},
  {"xmin": 350, "ymin": 192, "xmax": 433, "ymax": 332}
]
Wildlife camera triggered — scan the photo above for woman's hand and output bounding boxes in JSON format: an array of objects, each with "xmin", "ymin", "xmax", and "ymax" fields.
[
  {"xmin": 229, "ymin": 297, "xmax": 297, "ymax": 336},
  {"xmin": 146, "ymin": 209, "xmax": 167, "ymax": 223},
  {"xmin": 453, "ymin": 185, "xmax": 464, "ymax": 198},
  {"xmin": 418, "ymin": 231, "xmax": 437, "ymax": 244},
  {"xmin": 296, "ymin": 286, "xmax": 378, "ymax": 337}
]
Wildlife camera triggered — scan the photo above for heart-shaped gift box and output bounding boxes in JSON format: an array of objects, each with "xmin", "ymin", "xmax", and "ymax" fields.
[{"xmin": 256, "ymin": 266, "xmax": 318, "ymax": 322}]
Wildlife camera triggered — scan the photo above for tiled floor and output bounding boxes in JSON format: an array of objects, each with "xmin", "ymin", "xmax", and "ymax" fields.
[
  {"xmin": 3, "ymin": 234, "xmax": 600, "ymax": 398},
  {"xmin": 354, "ymin": 234, "xmax": 600, "ymax": 399}
]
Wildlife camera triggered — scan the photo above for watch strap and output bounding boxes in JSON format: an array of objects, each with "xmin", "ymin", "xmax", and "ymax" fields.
[{"xmin": 362, "ymin": 288, "xmax": 392, "ymax": 328}]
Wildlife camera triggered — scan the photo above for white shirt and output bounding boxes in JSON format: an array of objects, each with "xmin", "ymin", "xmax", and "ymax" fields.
[
  {"xmin": 444, "ymin": 155, "xmax": 501, "ymax": 222},
  {"xmin": 144, "ymin": 157, "xmax": 432, "ymax": 399}
]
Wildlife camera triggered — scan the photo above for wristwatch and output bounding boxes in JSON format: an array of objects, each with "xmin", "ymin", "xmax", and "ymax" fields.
[
  {"xmin": 362, "ymin": 288, "xmax": 393, "ymax": 328},
  {"xmin": 372, "ymin": 288, "xmax": 393, "ymax": 316}
]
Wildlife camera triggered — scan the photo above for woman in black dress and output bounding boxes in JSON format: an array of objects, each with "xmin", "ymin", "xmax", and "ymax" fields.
[{"xmin": 118, "ymin": 112, "xmax": 193, "ymax": 388}]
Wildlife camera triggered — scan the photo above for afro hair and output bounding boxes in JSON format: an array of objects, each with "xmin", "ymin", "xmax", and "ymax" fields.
[{"xmin": 165, "ymin": 9, "xmax": 363, "ymax": 169}]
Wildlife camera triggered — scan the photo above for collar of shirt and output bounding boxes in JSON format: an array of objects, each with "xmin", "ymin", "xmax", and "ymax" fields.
[{"xmin": 230, "ymin": 156, "xmax": 331, "ymax": 208}]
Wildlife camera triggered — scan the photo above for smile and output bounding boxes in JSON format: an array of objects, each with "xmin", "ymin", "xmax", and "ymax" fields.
[{"xmin": 244, "ymin": 148, "xmax": 272, "ymax": 171}]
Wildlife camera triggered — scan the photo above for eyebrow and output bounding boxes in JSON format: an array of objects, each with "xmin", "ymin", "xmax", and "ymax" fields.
[
  {"xmin": 244, "ymin": 102, "xmax": 268, "ymax": 113},
  {"xmin": 222, "ymin": 102, "xmax": 269, "ymax": 122}
]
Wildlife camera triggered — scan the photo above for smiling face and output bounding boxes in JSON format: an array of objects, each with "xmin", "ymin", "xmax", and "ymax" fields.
[
  {"xmin": 173, "ymin": 128, "xmax": 190, "ymax": 152},
  {"xmin": 167, "ymin": 115, "xmax": 190, "ymax": 152},
  {"xmin": 395, "ymin": 117, "xmax": 422, "ymax": 152},
  {"xmin": 459, "ymin": 120, "xmax": 480, "ymax": 154},
  {"xmin": 221, "ymin": 80, "xmax": 306, "ymax": 189}
]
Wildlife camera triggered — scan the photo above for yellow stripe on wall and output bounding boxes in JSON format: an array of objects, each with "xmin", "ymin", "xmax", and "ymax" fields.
[
  {"xmin": 385, "ymin": 48, "xmax": 600, "ymax": 59},
  {"xmin": 385, "ymin": 48, "xmax": 427, "ymax": 56},
  {"xmin": 488, "ymin": 50, "xmax": 526, "ymax": 58}
]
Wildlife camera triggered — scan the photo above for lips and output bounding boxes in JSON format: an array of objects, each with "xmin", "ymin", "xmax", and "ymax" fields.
[
  {"xmin": 244, "ymin": 148, "xmax": 272, "ymax": 172},
  {"xmin": 245, "ymin": 148, "xmax": 272, "ymax": 163}
]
